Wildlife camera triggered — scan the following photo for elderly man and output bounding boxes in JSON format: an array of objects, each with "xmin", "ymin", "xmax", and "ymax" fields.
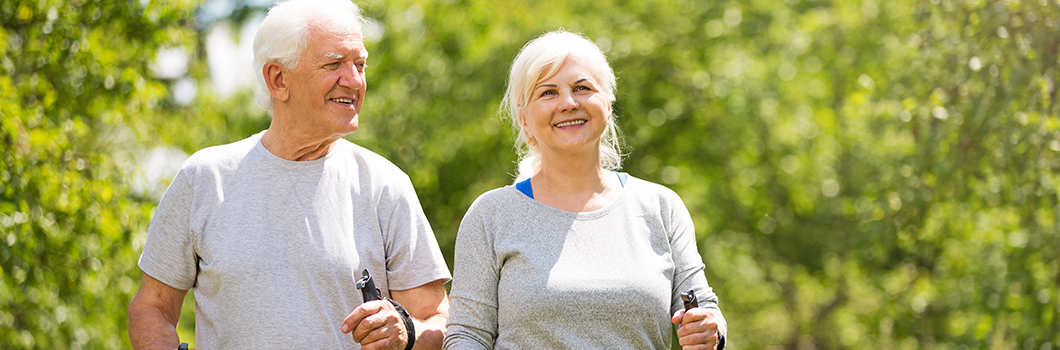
[{"xmin": 127, "ymin": 0, "xmax": 451, "ymax": 349}]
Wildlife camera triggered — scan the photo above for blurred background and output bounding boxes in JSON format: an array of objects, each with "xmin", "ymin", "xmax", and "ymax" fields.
[{"xmin": 2, "ymin": 0, "xmax": 1059, "ymax": 348}]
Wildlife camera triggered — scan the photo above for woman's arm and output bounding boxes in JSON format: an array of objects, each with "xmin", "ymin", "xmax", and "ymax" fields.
[
  {"xmin": 667, "ymin": 191, "xmax": 727, "ymax": 349},
  {"xmin": 443, "ymin": 207, "xmax": 501, "ymax": 350}
]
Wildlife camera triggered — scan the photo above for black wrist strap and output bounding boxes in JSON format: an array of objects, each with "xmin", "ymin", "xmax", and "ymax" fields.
[{"xmin": 385, "ymin": 298, "xmax": 416, "ymax": 350}]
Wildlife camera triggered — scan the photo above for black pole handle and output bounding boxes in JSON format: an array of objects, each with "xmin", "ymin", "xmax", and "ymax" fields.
[
  {"xmin": 679, "ymin": 290, "xmax": 725, "ymax": 350},
  {"xmin": 356, "ymin": 269, "xmax": 382, "ymax": 302}
]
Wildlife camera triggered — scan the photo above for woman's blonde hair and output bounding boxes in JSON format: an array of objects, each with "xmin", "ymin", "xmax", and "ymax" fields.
[{"xmin": 501, "ymin": 30, "xmax": 624, "ymax": 183}]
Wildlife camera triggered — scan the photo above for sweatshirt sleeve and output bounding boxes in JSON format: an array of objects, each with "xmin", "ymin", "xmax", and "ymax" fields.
[
  {"xmin": 667, "ymin": 191, "xmax": 722, "ymax": 315},
  {"xmin": 444, "ymin": 199, "xmax": 500, "ymax": 350}
]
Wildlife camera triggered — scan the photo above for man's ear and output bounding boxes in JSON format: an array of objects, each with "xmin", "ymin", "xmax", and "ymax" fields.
[{"xmin": 264, "ymin": 62, "xmax": 289, "ymax": 102}]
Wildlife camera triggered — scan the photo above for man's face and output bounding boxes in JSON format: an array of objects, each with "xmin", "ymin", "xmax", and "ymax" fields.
[{"xmin": 285, "ymin": 25, "xmax": 368, "ymax": 137}]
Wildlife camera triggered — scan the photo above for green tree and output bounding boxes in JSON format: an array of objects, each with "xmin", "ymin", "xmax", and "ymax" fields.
[
  {"xmin": 0, "ymin": 0, "xmax": 200, "ymax": 348},
  {"xmin": 348, "ymin": 0, "xmax": 1060, "ymax": 347},
  {"xmin": 4, "ymin": 0, "xmax": 1058, "ymax": 348}
]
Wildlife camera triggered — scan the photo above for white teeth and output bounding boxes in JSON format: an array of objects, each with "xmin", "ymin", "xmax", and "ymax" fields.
[
  {"xmin": 554, "ymin": 119, "xmax": 587, "ymax": 127},
  {"xmin": 332, "ymin": 98, "xmax": 354, "ymax": 104}
]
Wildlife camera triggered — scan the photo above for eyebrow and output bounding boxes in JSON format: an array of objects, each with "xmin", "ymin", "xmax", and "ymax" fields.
[
  {"xmin": 534, "ymin": 78, "xmax": 591, "ymax": 91},
  {"xmin": 533, "ymin": 83, "xmax": 557, "ymax": 91},
  {"xmin": 324, "ymin": 52, "xmax": 369, "ymax": 60}
]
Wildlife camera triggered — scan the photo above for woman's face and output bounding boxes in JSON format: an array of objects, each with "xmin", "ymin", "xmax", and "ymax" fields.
[{"xmin": 520, "ymin": 56, "xmax": 612, "ymax": 160}]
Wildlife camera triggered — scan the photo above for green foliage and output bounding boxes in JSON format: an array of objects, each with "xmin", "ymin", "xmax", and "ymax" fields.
[
  {"xmin": 4, "ymin": 0, "xmax": 1058, "ymax": 348},
  {"xmin": 0, "ymin": 0, "xmax": 200, "ymax": 348},
  {"xmin": 349, "ymin": 0, "xmax": 1060, "ymax": 348}
]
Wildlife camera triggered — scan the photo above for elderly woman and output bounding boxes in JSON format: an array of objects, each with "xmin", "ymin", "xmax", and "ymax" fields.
[{"xmin": 443, "ymin": 30, "xmax": 727, "ymax": 349}]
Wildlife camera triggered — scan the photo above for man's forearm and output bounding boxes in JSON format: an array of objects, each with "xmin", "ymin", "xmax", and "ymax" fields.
[
  {"xmin": 129, "ymin": 307, "xmax": 181, "ymax": 350},
  {"xmin": 129, "ymin": 272, "xmax": 188, "ymax": 350},
  {"xmin": 390, "ymin": 279, "xmax": 450, "ymax": 350},
  {"xmin": 411, "ymin": 313, "xmax": 448, "ymax": 350}
]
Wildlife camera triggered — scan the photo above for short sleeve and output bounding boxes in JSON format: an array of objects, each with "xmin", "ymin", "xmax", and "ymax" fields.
[
  {"xmin": 138, "ymin": 168, "xmax": 198, "ymax": 290},
  {"xmin": 380, "ymin": 173, "xmax": 451, "ymax": 291}
]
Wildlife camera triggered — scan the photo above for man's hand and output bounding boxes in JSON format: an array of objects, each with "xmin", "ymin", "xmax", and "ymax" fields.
[
  {"xmin": 342, "ymin": 300, "xmax": 410, "ymax": 350},
  {"xmin": 341, "ymin": 279, "xmax": 449, "ymax": 350},
  {"xmin": 672, "ymin": 307, "xmax": 726, "ymax": 350}
]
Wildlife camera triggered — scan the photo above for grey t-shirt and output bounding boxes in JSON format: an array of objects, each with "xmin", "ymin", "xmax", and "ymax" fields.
[
  {"xmin": 139, "ymin": 132, "xmax": 451, "ymax": 349},
  {"xmin": 444, "ymin": 175, "xmax": 722, "ymax": 350}
]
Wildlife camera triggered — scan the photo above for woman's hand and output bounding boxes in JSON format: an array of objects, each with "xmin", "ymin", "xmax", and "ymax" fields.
[{"xmin": 671, "ymin": 307, "xmax": 726, "ymax": 350}]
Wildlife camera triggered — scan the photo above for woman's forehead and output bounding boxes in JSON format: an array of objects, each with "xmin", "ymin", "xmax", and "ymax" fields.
[{"xmin": 536, "ymin": 57, "xmax": 597, "ymax": 84}]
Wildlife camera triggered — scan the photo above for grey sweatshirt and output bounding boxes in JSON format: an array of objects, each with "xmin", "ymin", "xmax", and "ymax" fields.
[{"xmin": 444, "ymin": 175, "xmax": 722, "ymax": 350}]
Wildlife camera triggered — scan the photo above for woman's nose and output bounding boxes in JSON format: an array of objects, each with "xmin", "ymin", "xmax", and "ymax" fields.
[{"xmin": 557, "ymin": 90, "xmax": 579, "ymax": 112}]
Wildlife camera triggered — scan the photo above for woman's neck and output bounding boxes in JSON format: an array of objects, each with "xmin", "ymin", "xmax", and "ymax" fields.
[{"xmin": 531, "ymin": 153, "xmax": 622, "ymax": 212}]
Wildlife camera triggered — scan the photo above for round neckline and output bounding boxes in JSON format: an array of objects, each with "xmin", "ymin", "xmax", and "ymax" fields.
[
  {"xmin": 252, "ymin": 131, "xmax": 339, "ymax": 170},
  {"xmin": 508, "ymin": 174, "xmax": 632, "ymax": 219}
]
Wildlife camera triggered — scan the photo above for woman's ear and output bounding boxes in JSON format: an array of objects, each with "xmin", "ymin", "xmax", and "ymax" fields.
[
  {"xmin": 606, "ymin": 101, "xmax": 615, "ymax": 123},
  {"xmin": 518, "ymin": 111, "xmax": 533, "ymax": 140},
  {"xmin": 264, "ymin": 62, "xmax": 289, "ymax": 102}
]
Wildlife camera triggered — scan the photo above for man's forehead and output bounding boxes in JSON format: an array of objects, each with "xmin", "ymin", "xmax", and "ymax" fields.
[
  {"xmin": 324, "ymin": 50, "xmax": 368, "ymax": 60},
  {"xmin": 308, "ymin": 29, "xmax": 369, "ymax": 60}
]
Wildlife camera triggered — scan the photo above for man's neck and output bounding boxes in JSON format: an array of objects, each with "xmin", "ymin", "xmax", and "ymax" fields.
[{"xmin": 259, "ymin": 127, "xmax": 340, "ymax": 161}]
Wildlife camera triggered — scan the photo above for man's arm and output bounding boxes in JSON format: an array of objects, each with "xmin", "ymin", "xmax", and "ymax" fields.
[
  {"xmin": 342, "ymin": 279, "xmax": 450, "ymax": 350},
  {"xmin": 390, "ymin": 279, "xmax": 450, "ymax": 350},
  {"xmin": 129, "ymin": 272, "xmax": 188, "ymax": 350}
]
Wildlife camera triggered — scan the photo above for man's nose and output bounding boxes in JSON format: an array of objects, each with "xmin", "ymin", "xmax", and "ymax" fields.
[{"xmin": 337, "ymin": 63, "xmax": 363, "ymax": 88}]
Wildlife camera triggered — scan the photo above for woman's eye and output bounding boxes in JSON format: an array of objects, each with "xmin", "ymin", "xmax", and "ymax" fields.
[
  {"xmin": 541, "ymin": 90, "xmax": 555, "ymax": 97},
  {"xmin": 576, "ymin": 85, "xmax": 590, "ymax": 91}
]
